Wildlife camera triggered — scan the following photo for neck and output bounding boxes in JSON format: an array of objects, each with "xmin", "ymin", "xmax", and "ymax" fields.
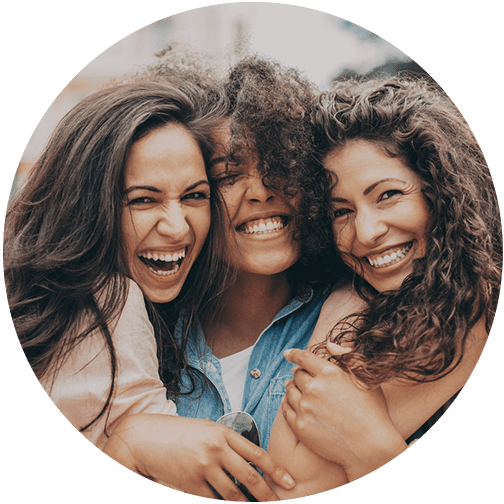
[{"xmin": 203, "ymin": 271, "xmax": 294, "ymax": 358}]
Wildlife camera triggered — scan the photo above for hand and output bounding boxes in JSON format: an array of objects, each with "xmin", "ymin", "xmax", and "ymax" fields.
[
  {"xmin": 282, "ymin": 348, "xmax": 407, "ymax": 481},
  {"xmin": 103, "ymin": 414, "xmax": 295, "ymax": 500}
]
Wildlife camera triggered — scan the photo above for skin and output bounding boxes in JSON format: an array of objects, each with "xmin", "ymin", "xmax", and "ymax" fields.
[
  {"xmin": 203, "ymin": 122, "xmax": 301, "ymax": 358},
  {"xmin": 122, "ymin": 123, "xmax": 211, "ymax": 304},
  {"xmin": 266, "ymin": 141, "xmax": 488, "ymax": 498},
  {"xmin": 326, "ymin": 140, "xmax": 431, "ymax": 292}
]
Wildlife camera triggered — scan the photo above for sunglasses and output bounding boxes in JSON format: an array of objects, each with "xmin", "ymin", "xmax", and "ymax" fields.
[{"xmin": 214, "ymin": 411, "xmax": 261, "ymax": 501}]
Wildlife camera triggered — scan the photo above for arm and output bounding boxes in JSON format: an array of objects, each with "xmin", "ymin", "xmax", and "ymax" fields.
[
  {"xmin": 266, "ymin": 285, "xmax": 405, "ymax": 498},
  {"xmin": 277, "ymin": 289, "xmax": 488, "ymax": 486},
  {"xmin": 104, "ymin": 413, "xmax": 296, "ymax": 501},
  {"xmin": 42, "ymin": 280, "xmax": 176, "ymax": 449},
  {"xmin": 382, "ymin": 316, "xmax": 488, "ymax": 439}
]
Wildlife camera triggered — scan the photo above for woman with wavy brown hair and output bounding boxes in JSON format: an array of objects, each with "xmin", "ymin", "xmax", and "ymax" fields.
[{"xmin": 266, "ymin": 76, "xmax": 501, "ymax": 498}]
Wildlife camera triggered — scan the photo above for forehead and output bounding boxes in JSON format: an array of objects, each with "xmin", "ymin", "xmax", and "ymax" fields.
[
  {"xmin": 325, "ymin": 140, "xmax": 419, "ymax": 187},
  {"xmin": 125, "ymin": 123, "xmax": 206, "ymax": 184},
  {"xmin": 210, "ymin": 119, "xmax": 259, "ymax": 169}
]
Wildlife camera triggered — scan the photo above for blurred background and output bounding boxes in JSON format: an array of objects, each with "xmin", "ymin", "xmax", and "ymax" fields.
[{"xmin": 14, "ymin": 3, "xmax": 428, "ymax": 190}]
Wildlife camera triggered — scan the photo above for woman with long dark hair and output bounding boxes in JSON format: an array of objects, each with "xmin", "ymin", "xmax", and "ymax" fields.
[
  {"xmin": 266, "ymin": 76, "xmax": 501, "ymax": 497},
  {"xmin": 4, "ymin": 79, "xmax": 230, "ymax": 445},
  {"xmin": 5, "ymin": 77, "xmax": 297, "ymax": 500}
]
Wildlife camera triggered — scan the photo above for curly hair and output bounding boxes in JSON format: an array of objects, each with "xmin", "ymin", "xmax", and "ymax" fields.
[
  {"xmin": 4, "ymin": 79, "xmax": 229, "ymax": 431},
  {"xmin": 312, "ymin": 76, "xmax": 502, "ymax": 385},
  {"xmin": 221, "ymin": 56, "xmax": 340, "ymax": 282}
]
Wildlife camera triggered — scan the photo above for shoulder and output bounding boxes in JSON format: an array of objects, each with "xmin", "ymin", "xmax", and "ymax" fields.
[
  {"xmin": 309, "ymin": 282, "xmax": 366, "ymax": 346},
  {"xmin": 320, "ymin": 282, "xmax": 366, "ymax": 326}
]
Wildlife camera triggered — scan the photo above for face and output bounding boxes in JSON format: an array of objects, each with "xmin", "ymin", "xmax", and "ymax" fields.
[
  {"xmin": 325, "ymin": 140, "xmax": 431, "ymax": 292},
  {"xmin": 209, "ymin": 123, "xmax": 300, "ymax": 276},
  {"xmin": 122, "ymin": 123, "xmax": 211, "ymax": 303}
]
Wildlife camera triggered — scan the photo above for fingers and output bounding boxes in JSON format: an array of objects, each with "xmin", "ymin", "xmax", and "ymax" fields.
[
  {"xmin": 205, "ymin": 467, "xmax": 251, "ymax": 502},
  {"xmin": 226, "ymin": 430, "xmax": 295, "ymax": 494},
  {"xmin": 326, "ymin": 341, "xmax": 352, "ymax": 357},
  {"xmin": 284, "ymin": 375, "xmax": 302, "ymax": 408},
  {"xmin": 281, "ymin": 397, "xmax": 298, "ymax": 431},
  {"xmin": 283, "ymin": 348, "xmax": 327, "ymax": 376}
]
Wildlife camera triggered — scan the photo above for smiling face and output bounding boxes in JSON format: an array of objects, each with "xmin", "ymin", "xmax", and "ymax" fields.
[
  {"xmin": 121, "ymin": 123, "xmax": 211, "ymax": 303},
  {"xmin": 209, "ymin": 123, "xmax": 300, "ymax": 276},
  {"xmin": 325, "ymin": 140, "xmax": 431, "ymax": 293}
]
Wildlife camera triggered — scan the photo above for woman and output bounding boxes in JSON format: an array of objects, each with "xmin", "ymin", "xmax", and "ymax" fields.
[
  {"xmin": 265, "ymin": 76, "xmax": 501, "ymax": 498},
  {"xmin": 3, "ymin": 79, "xmax": 229, "ymax": 447},
  {"xmin": 5, "ymin": 79, "xmax": 299, "ymax": 500}
]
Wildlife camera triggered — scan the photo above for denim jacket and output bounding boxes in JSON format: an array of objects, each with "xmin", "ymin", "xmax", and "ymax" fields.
[{"xmin": 173, "ymin": 284, "xmax": 330, "ymax": 450}]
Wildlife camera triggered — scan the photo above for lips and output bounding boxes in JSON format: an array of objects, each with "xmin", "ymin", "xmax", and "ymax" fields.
[
  {"xmin": 138, "ymin": 248, "xmax": 186, "ymax": 276},
  {"xmin": 237, "ymin": 216, "xmax": 289, "ymax": 235},
  {"xmin": 365, "ymin": 241, "xmax": 413, "ymax": 268}
]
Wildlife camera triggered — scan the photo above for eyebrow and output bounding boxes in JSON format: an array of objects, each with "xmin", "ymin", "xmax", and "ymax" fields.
[
  {"xmin": 330, "ymin": 177, "xmax": 408, "ymax": 203},
  {"xmin": 363, "ymin": 177, "xmax": 407, "ymax": 195},
  {"xmin": 123, "ymin": 179, "xmax": 210, "ymax": 195}
]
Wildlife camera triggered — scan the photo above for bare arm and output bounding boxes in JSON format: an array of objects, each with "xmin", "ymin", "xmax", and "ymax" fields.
[
  {"xmin": 267, "ymin": 284, "xmax": 404, "ymax": 497},
  {"xmin": 272, "ymin": 288, "xmax": 487, "ymax": 492},
  {"xmin": 267, "ymin": 284, "xmax": 488, "ymax": 497}
]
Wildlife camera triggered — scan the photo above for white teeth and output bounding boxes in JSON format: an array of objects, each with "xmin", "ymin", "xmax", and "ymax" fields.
[
  {"xmin": 147, "ymin": 264, "xmax": 180, "ymax": 276},
  {"xmin": 367, "ymin": 243, "xmax": 413, "ymax": 269},
  {"xmin": 138, "ymin": 248, "xmax": 186, "ymax": 265},
  {"xmin": 240, "ymin": 217, "xmax": 286, "ymax": 235}
]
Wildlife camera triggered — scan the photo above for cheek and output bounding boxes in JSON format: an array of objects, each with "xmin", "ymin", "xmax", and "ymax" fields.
[{"xmin": 191, "ymin": 208, "xmax": 212, "ymax": 246}]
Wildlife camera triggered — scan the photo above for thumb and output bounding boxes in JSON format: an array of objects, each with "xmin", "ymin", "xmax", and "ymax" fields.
[{"xmin": 326, "ymin": 341, "xmax": 352, "ymax": 357}]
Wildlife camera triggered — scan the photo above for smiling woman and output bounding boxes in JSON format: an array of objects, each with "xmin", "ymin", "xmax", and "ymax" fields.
[
  {"xmin": 265, "ymin": 76, "xmax": 502, "ymax": 498},
  {"xmin": 3, "ymin": 79, "xmax": 229, "ymax": 448},
  {"xmin": 326, "ymin": 140, "xmax": 430, "ymax": 292},
  {"xmin": 122, "ymin": 123, "xmax": 211, "ymax": 303}
]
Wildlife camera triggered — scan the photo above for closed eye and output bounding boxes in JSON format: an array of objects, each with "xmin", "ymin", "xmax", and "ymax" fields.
[{"xmin": 212, "ymin": 173, "xmax": 241, "ymax": 187}]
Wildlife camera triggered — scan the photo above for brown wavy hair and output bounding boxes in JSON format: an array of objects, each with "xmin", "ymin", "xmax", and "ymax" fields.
[
  {"xmin": 312, "ymin": 76, "xmax": 502, "ymax": 385},
  {"xmin": 4, "ymin": 80, "xmax": 230, "ymax": 432}
]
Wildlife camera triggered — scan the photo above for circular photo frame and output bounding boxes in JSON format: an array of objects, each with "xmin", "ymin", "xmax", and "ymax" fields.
[{"xmin": 2, "ymin": 2, "xmax": 502, "ymax": 503}]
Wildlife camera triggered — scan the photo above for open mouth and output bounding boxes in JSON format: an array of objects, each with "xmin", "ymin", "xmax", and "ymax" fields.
[
  {"xmin": 138, "ymin": 248, "xmax": 186, "ymax": 276},
  {"xmin": 366, "ymin": 242, "xmax": 413, "ymax": 269},
  {"xmin": 237, "ymin": 216, "xmax": 289, "ymax": 235}
]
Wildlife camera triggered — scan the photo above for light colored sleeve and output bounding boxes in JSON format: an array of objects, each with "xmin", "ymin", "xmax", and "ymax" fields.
[{"xmin": 42, "ymin": 279, "xmax": 177, "ymax": 450}]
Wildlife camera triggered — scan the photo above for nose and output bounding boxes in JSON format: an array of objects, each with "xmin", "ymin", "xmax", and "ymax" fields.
[
  {"xmin": 354, "ymin": 209, "xmax": 388, "ymax": 246},
  {"xmin": 156, "ymin": 202, "xmax": 190, "ymax": 241},
  {"xmin": 246, "ymin": 172, "xmax": 275, "ymax": 203}
]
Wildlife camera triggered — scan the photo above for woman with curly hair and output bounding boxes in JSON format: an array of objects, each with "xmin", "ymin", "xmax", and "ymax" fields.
[{"xmin": 265, "ymin": 76, "xmax": 501, "ymax": 497}]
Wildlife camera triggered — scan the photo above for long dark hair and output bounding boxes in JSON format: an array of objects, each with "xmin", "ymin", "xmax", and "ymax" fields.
[
  {"xmin": 312, "ymin": 76, "xmax": 502, "ymax": 385},
  {"xmin": 4, "ymin": 80, "xmax": 229, "ymax": 430}
]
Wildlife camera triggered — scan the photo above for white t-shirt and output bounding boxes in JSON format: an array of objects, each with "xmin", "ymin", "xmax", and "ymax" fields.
[
  {"xmin": 41, "ymin": 279, "xmax": 176, "ymax": 450},
  {"xmin": 219, "ymin": 345, "xmax": 254, "ymax": 411}
]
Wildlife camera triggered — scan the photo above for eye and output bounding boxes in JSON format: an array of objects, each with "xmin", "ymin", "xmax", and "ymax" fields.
[
  {"xmin": 183, "ymin": 190, "xmax": 210, "ymax": 201},
  {"xmin": 126, "ymin": 196, "xmax": 155, "ymax": 206},
  {"xmin": 380, "ymin": 189, "xmax": 402, "ymax": 201},
  {"xmin": 332, "ymin": 207, "xmax": 352, "ymax": 219},
  {"xmin": 215, "ymin": 174, "xmax": 241, "ymax": 187}
]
